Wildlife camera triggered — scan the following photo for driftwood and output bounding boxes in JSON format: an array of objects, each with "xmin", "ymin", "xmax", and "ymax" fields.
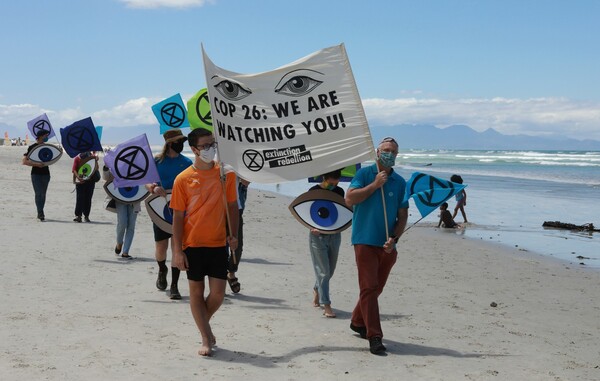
[{"xmin": 542, "ymin": 221, "xmax": 599, "ymax": 232}]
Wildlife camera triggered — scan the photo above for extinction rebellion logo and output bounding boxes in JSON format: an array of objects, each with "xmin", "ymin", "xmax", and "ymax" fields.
[{"xmin": 242, "ymin": 145, "xmax": 313, "ymax": 172}]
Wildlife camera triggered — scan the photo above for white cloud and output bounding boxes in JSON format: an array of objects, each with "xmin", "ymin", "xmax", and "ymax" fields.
[
  {"xmin": 92, "ymin": 97, "xmax": 160, "ymax": 127},
  {"xmin": 2, "ymin": 95, "xmax": 600, "ymax": 141},
  {"xmin": 0, "ymin": 104, "xmax": 43, "ymax": 120},
  {"xmin": 0, "ymin": 103, "xmax": 85, "ymax": 130},
  {"xmin": 119, "ymin": 0, "xmax": 212, "ymax": 9},
  {"xmin": 362, "ymin": 97, "xmax": 600, "ymax": 141},
  {"xmin": 0, "ymin": 96, "xmax": 174, "ymax": 132}
]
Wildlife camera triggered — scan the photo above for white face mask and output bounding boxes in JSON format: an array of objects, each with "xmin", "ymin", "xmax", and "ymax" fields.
[{"xmin": 199, "ymin": 147, "xmax": 216, "ymax": 163}]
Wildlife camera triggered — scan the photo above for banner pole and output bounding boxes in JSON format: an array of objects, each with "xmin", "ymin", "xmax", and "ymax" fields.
[
  {"xmin": 375, "ymin": 160, "xmax": 390, "ymax": 240},
  {"xmin": 217, "ymin": 153, "xmax": 237, "ymax": 265},
  {"xmin": 403, "ymin": 217, "xmax": 423, "ymax": 233}
]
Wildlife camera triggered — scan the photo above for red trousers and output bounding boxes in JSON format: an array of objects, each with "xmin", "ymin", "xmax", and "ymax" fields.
[{"xmin": 351, "ymin": 244, "xmax": 397, "ymax": 339}]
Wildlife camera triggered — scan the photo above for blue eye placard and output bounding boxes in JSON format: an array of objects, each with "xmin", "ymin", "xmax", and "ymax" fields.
[
  {"xmin": 144, "ymin": 191, "xmax": 173, "ymax": 234},
  {"xmin": 310, "ymin": 200, "xmax": 339, "ymax": 227},
  {"xmin": 103, "ymin": 179, "xmax": 150, "ymax": 204},
  {"xmin": 27, "ymin": 143, "xmax": 63, "ymax": 166},
  {"xmin": 289, "ymin": 189, "xmax": 353, "ymax": 233}
]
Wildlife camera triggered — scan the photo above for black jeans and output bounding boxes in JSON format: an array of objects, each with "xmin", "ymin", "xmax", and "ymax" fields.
[
  {"xmin": 75, "ymin": 181, "xmax": 95, "ymax": 218},
  {"xmin": 31, "ymin": 174, "xmax": 50, "ymax": 217}
]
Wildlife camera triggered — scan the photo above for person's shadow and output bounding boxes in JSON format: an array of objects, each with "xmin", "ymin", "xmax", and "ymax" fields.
[{"xmin": 204, "ymin": 340, "xmax": 494, "ymax": 366}]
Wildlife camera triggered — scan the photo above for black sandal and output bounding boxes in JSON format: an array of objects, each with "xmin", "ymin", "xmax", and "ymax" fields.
[{"xmin": 227, "ymin": 277, "xmax": 241, "ymax": 293}]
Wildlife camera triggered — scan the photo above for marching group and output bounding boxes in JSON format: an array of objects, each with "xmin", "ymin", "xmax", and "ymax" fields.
[{"xmin": 23, "ymin": 131, "xmax": 468, "ymax": 356}]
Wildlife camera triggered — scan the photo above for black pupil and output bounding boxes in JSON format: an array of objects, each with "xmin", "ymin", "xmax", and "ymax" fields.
[
  {"xmin": 317, "ymin": 207, "xmax": 329, "ymax": 218},
  {"xmin": 292, "ymin": 78, "xmax": 305, "ymax": 88}
]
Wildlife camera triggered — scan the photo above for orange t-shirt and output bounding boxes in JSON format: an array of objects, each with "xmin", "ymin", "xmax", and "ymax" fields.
[{"xmin": 170, "ymin": 163, "xmax": 237, "ymax": 249}]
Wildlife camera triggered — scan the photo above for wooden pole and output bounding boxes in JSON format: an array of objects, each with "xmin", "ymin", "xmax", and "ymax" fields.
[
  {"xmin": 218, "ymin": 160, "xmax": 237, "ymax": 265},
  {"xmin": 375, "ymin": 160, "xmax": 390, "ymax": 240}
]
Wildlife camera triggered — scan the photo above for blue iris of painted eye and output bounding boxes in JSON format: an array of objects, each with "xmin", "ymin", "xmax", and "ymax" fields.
[
  {"xmin": 289, "ymin": 189, "xmax": 353, "ymax": 233},
  {"xmin": 118, "ymin": 186, "xmax": 139, "ymax": 198},
  {"xmin": 38, "ymin": 147, "xmax": 54, "ymax": 161},
  {"xmin": 104, "ymin": 180, "xmax": 149, "ymax": 204},
  {"xmin": 27, "ymin": 144, "xmax": 63, "ymax": 165},
  {"xmin": 310, "ymin": 200, "xmax": 339, "ymax": 227},
  {"xmin": 162, "ymin": 203, "xmax": 173, "ymax": 223}
]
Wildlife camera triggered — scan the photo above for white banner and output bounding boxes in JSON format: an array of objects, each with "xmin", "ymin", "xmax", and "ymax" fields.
[{"xmin": 202, "ymin": 44, "xmax": 375, "ymax": 184}]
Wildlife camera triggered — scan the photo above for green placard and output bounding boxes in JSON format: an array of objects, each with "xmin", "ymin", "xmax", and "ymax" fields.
[{"xmin": 187, "ymin": 88, "xmax": 212, "ymax": 131}]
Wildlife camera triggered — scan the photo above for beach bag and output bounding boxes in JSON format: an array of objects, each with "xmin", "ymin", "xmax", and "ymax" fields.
[
  {"xmin": 104, "ymin": 197, "xmax": 117, "ymax": 213},
  {"xmin": 91, "ymin": 170, "xmax": 101, "ymax": 183}
]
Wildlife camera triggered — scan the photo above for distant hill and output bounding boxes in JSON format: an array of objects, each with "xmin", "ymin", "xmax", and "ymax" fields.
[
  {"xmin": 4, "ymin": 120, "xmax": 600, "ymax": 150},
  {"xmin": 370, "ymin": 124, "xmax": 600, "ymax": 151}
]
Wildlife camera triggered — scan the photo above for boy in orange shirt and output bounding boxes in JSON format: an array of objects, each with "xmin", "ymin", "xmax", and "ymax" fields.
[{"xmin": 171, "ymin": 128, "xmax": 239, "ymax": 357}]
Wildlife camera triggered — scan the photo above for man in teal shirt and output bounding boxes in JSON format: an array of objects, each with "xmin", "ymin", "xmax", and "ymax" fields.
[{"xmin": 345, "ymin": 137, "xmax": 409, "ymax": 355}]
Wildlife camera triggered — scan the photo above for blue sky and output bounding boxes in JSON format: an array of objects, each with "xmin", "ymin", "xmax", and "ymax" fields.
[{"xmin": 1, "ymin": 0, "xmax": 600, "ymax": 140}]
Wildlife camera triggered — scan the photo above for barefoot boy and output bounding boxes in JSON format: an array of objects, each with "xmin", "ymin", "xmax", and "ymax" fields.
[{"xmin": 171, "ymin": 128, "xmax": 239, "ymax": 356}]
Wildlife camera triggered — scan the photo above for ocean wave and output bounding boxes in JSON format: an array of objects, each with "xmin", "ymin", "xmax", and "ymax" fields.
[
  {"xmin": 402, "ymin": 150, "xmax": 600, "ymax": 167},
  {"xmin": 399, "ymin": 164, "xmax": 600, "ymax": 186},
  {"xmin": 527, "ymin": 161, "xmax": 600, "ymax": 167}
]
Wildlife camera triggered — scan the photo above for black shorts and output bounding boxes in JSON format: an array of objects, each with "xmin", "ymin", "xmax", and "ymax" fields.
[
  {"xmin": 184, "ymin": 246, "xmax": 228, "ymax": 281},
  {"xmin": 153, "ymin": 223, "xmax": 172, "ymax": 242}
]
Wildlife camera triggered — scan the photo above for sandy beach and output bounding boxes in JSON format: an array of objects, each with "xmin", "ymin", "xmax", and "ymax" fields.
[{"xmin": 1, "ymin": 145, "xmax": 599, "ymax": 381}]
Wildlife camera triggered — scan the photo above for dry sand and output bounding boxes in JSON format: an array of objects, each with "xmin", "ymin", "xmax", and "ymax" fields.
[{"xmin": 1, "ymin": 146, "xmax": 599, "ymax": 380}]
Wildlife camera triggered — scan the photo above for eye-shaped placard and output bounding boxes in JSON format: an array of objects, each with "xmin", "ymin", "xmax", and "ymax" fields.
[
  {"xmin": 144, "ymin": 190, "xmax": 173, "ymax": 234},
  {"xmin": 77, "ymin": 156, "xmax": 98, "ymax": 181},
  {"xmin": 26, "ymin": 144, "xmax": 63, "ymax": 166},
  {"xmin": 103, "ymin": 179, "xmax": 149, "ymax": 205},
  {"xmin": 288, "ymin": 188, "xmax": 353, "ymax": 234}
]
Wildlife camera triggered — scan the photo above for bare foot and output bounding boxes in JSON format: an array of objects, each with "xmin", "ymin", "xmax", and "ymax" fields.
[
  {"xmin": 323, "ymin": 304, "xmax": 336, "ymax": 318},
  {"xmin": 198, "ymin": 332, "xmax": 214, "ymax": 356},
  {"xmin": 198, "ymin": 343, "xmax": 212, "ymax": 357},
  {"xmin": 312, "ymin": 289, "xmax": 320, "ymax": 307}
]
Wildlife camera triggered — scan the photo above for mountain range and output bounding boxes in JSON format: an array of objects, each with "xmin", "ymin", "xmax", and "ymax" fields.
[
  {"xmin": 370, "ymin": 124, "xmax": 600, "ymax": 151},
  {"xmin": 3, "ymin": 121, "xmax": 600, "ymax": 151}
]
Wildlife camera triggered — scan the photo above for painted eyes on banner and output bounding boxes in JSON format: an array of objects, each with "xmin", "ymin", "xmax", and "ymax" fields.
[
  {"xmin": 288, "ymin": 189, "xmax": 353, "ymax": 233},
  {"xmin": 275, "ymin": 69, "xmax": 324, "ymax": 97},
  {"xmin": 28, "ymin": 144, "xmax": 62, "ymax": 164},
  {"xmin": 77, "ymin": 156, "xmax": 98, "ymax": 180},
  {"xmin": 103, "ymin": 180, "xmax": 149, "ymax": 204},
  {"xmin": 213, "ymin": 79, "xmax": 252, "ymax": 101}
]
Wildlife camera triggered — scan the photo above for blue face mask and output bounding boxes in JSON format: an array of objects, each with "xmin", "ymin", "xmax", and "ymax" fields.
[{"xmin": 379, "ymin": 151, "xmax": 396, "ymax": 167}]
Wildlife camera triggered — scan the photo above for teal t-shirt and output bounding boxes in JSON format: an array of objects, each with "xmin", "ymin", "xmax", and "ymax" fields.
[
  {"xmin": 155, "ymin": 154, "xmax": 192, "ymax": 190},
  {"xmin": 349, "ymin": 164, "xmax": 409, "ymax": 247}
]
